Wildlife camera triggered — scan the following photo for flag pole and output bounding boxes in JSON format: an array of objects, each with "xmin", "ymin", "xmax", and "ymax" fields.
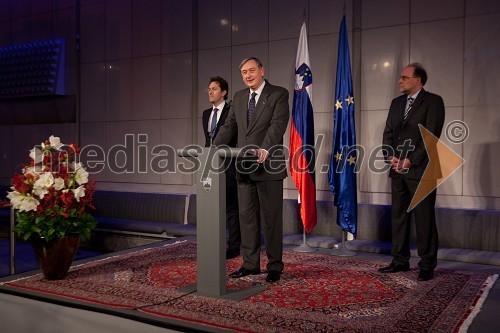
[
  {"xmin": 293, "ymin": 217, "xmax": 317, "ymax": 253},
  {"xmin": 293, "ymin": 200, "xmax": 316, "ymax": 252},
  {"xmin": 330, "ymin": 229, "xmax": 356, "ymax": 256}
]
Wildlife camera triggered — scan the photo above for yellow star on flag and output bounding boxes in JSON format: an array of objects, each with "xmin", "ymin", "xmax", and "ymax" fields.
[
  {"xmin": 347, "ymin": 155, "xmax": 356, "ymax": 165},
  {"xmin": 335, "ymin": 151, "xmax": 343, "ymax": 161},
  {"xmin": 345, "ymin": 95, "xmax": 354, "ymax": 105},
  {"xmin": 335, "ymin": 100, "xmax": 343, "ymax": 110}
]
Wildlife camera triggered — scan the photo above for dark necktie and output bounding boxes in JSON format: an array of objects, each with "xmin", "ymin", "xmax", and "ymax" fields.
[
  {"xmin": 247, "ymin": 92, "xmax": 257, "ymax": 125},
  {"xmin": 404, "ymin": 97, "xmax": 414, "ymax": 121},
  {"xmin": 210, "ymin": 108, "xmax": 218, "ymax": 138}
]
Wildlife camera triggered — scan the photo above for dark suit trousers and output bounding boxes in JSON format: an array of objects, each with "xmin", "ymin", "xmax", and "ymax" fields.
[
  {"xmin": 391, "ymin": 177, "xmax": 438, "ymax": 270},
  {"xmin": 226, "ymin": 174, "xmax": 241, "ymax": 250},
  {"xmin": 237, "ymin": 178, "xmax": 284, "ymax": 272}
]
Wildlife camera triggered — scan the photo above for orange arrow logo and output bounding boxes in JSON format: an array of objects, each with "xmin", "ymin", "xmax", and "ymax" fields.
[{"xmin": 408, "ymin": 124, "xmax": 465, "ymax": 211}]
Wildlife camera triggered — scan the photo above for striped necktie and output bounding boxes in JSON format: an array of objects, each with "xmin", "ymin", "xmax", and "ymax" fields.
[{"xmin": 404, "ymin": 97, "xmax": 414, "ymax": 121}]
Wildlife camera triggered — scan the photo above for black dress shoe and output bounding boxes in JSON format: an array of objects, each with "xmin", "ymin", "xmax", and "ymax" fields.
[
  {"xmin": 418, "ymin": 270, "xmax": 434, "ymax": 281},
  {"xmin": 378, "ymin": 263, "xmax": 410, "ymax": 273},
  {"xmin": 266, "ymin": 270, "xmax": 281, "ymax": 283},
  {"xmin": 226, "ymin": 248, "xmax": 240, "ymax": 260},
  {"xmin": 229, "ymin": 267, "xmax": 260, "ymax": 278}
]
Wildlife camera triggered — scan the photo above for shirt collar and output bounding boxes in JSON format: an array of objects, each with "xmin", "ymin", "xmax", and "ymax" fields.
[
  {"xmin": 250, "ymin": 81, "xmax": 266, "ymax": 97},
  {"xmin": 408, "ymin": 89, "xmax": 421, "ymax": 101},
  {"xmin": 212, "ymin": 100, "xmax": 225, "ymax": 111}
]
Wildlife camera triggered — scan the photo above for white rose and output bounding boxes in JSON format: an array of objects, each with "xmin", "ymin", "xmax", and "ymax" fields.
[
  {"xmin": 33, "ymin": 187, "xmax": 48, "ymax": 199},
  {"xmin": 72, "ymin": 186, "xmax": 86, "ymax": 202},
  {"xmin": 54, "ymin": 177, "xmax": 65, "ymax": 191},
  {"xmin": 49, "ymin": 135, "xmax": 63, "ymax": 150},
  {"xmin": 75, "ymin": 166, "xmax": 89, "ymax": 185},
  {"xmin": 34, "ymin": 172, "xmax": 54, "ymax": 189},
  {"xmin": 19, "ymin": 196, "xmax": 40, "ymax": 212},
  {"xmin": 29, "ymin": 147, "xmax": 43, "ymax": 163},
  {"xmin": 7, "ymin": 191, "xmax": 24, "ymax": 209}
]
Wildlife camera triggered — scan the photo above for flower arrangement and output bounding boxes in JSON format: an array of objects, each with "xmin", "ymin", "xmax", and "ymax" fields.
[{"xmin": 7, "ymin": 135, "xmax": 97, "ymax": 242}]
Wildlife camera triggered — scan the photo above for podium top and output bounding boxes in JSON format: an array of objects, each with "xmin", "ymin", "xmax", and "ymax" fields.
[{"xmin": 177, "ymin": 147, "xmax": 257, "ymax": 159}]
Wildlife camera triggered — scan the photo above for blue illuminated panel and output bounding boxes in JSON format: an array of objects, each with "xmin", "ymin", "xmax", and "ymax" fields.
[{"xmin": 0, "ymin": 39, "xmax": 66, "ymax": 98}]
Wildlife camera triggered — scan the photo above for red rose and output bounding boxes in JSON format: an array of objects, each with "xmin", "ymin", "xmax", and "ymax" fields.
[{"xmin": 61, "ymin": 191, "xmax": 73, "ymax": 205}]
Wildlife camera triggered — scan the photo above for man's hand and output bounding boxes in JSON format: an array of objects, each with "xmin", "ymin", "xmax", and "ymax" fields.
[
  {"xmin": 389, "ymin": 156, "xmax": 399, "ymax": 169},
  {"xmin": 393, "ymin": 158, "xmax": 411, "ymax": 173},
  {"xmin": 253, "ymin": 148, "xmax": 269, "ymax": 163}
]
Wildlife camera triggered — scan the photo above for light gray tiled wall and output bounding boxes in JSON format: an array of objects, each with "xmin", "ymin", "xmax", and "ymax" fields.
[
  {"xmin": 357, "ymin": 0, "xmax": 500, "ymax": 209},
  {"xmin": 0, "ymin": 0, "xmax": 499, "ymax": 209}
]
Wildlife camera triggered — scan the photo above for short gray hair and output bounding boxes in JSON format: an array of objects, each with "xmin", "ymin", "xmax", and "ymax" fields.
[{"xmin": 239, "ymin": 57, "xmax": 263, "ymax": 70}]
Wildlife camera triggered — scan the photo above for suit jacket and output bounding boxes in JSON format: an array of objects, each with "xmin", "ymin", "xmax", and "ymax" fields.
[
  {"xmin": 202, "ymin": 102, "xmax": 237, "ymax": 179},
  {"xmin": 213, "ymin": 80, "xmax": 290, "ymax": 181},
  {"xmin": 383, "ymin": 89, "xmax": 445, "ymax": 180},
  {"xmin": 202, "ymin": 102, "xmax": 236, "ymax": 148}
]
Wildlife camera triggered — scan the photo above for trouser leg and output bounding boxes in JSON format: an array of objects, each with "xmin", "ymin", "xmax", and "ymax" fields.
[
  {"xmin": 237, "ymin": 179, "xmax": 261, "ymax": 271},
  {"xmin": 391, "ymin": 177, "xmax": 412, "ymax": 265},
  {"xmin": 257, "ymin": 180, "xmax": 284, "ymax": 272}
]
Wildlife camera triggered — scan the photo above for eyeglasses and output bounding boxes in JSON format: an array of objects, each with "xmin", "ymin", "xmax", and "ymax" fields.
[{"xmin": 399, "ymin": 75, "xmax": 416, "ymax": 81}]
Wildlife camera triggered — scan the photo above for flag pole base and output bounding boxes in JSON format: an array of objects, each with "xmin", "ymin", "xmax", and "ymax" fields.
[
  {"xmin": 293, "ymin": 242, "xmax": 317, "ymax": 253},
  {"xmin": 330, "ymin": 230, "xmax": 356, "ymax": 256},
  {"xmin": 330, "ymin": 246, "xmax": 356, "ymax": 257},
  {"xmin": 292, "ymin": 229, "xmax": 317, "ymax": 253}
]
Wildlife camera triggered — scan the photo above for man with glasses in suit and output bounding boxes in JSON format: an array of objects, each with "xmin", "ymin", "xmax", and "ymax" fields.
[{"xmin": 379, "ymin": 63, "xmax": 445, "ymax": 281}]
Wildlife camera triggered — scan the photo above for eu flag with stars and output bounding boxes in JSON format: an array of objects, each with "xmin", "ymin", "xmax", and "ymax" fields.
[{"xmin": 328, "ymin": 15, "xmax": 357, "ymax": 235}]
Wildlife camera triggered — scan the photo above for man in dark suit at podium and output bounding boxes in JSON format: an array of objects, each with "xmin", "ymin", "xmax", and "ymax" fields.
[
  {"xmin": 202, "ymin": 76, "xmax": 241, "ymax": 259},
  {"xmin": 214, "ymin": 57, "xmax": 289, "ymax": 283}
]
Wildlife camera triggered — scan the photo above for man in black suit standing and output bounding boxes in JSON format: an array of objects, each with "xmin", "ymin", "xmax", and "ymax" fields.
[
  {"xmin": 214, "ymin": 57, "xmax": 289, "ymax": 283},
  {"xmin": 379, "ymin": 63, "xmax": 445, "ymax": 281},
  {"xmin": 202, "ymin": 76, "xmax": 241, "ymax": 259}
]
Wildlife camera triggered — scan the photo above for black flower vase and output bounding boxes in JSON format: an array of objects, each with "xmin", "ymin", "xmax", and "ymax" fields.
[{"xmin": 32, "ymin": 235, "xmax": 80, "ymax": 280}]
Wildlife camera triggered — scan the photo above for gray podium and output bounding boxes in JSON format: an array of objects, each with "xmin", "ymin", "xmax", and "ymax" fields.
[{"xmin": 177, "ymin": 147, "xmax": 266, "ymax": 301}]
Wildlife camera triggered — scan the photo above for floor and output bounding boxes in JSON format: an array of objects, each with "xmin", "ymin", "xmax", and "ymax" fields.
[
  {"xmin": 0, "ymin": 239, "xmax": 499, "ymax": 332},
  {"xmin": 0, "ymin": 238, "xmax": 103, "ymax": 277},
  {"xmin": 0, "ymin": 292, "xmax": 183, "ymax": 333}
]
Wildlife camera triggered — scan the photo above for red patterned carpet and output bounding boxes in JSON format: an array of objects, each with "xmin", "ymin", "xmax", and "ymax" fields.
[{"xmin": 1, "ymin": 240, "xmax": 497, "ymax": 333}]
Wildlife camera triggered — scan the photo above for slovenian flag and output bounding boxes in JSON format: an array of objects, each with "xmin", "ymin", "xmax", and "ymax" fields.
[
  {"xmin": 328, "ymin": 15, "xmax": 357, "ymax": 235},
  {"xmin": 289, "ymin": 21, "xmax": 317, "ymax": 233}
]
